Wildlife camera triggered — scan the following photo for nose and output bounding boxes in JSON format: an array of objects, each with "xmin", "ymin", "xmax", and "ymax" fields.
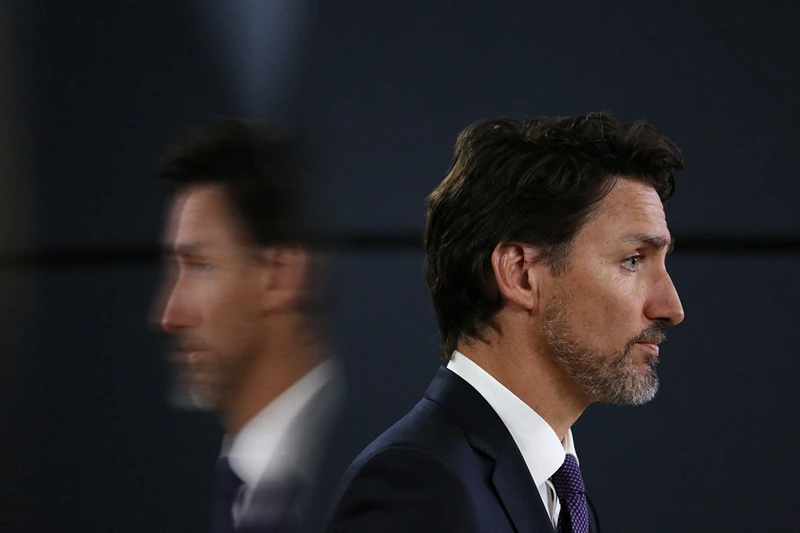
[
  {"xmin": 157, "ymin": 278, "xmax": 193, "ymax": 333},
  {"xmin": 645, "ymin": 270, "xmax": 685, "ymax": 326}
]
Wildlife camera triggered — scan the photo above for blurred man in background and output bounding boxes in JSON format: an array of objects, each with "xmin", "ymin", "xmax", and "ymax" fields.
[
  {"xmin": 326, "ymin": 113, "xmax": 685, "ymax": 533},
  {"xmin": 154, "ymin": 119, "xmax": 342, "ymax": 532}
]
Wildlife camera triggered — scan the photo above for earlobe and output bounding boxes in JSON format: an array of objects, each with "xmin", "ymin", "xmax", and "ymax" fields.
[{"xmin": 491, "ymin": 242, "xmax": 540, "ymax": 313}]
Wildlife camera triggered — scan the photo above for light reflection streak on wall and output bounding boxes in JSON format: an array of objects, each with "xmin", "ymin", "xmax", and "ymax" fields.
[{"xmin": 185, "ymin": 0, "xmax": 315, "ymax": 122}]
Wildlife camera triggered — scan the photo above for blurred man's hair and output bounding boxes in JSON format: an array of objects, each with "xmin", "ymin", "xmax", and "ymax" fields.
[
  {"xmin": 424, "ymin": 112, "xmax": 683, "ymax": 360},
  {"xmin": 159, "ymin": 119, "xmax": 324, "ymax": 318},
  {"xmin": 159, "ymin": 118, "xmax": 309, "ymax": 247}
]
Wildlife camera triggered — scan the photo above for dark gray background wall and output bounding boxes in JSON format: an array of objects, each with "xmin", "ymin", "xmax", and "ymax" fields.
[{"xmin": 2, "ymin": 1, "xmax": 798, "ymax": 531}]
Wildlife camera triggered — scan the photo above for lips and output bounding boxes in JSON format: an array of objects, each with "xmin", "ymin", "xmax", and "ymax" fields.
[
  {"xmin": 635, "ymin": 342, "xmax": 660, "ymax": 355},
  {"xmin": 169, "ymin": 349, "xmax": 205, "ymax": 364}
]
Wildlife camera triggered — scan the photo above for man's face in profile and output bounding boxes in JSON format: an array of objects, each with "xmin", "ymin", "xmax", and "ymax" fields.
[
  {"xmin": 540, "ymin": 178, "xmax": 685, "ymax": 405},
  {"xmin": 155, "ymin": 184, "xmax": 264, "ymax": 411}
]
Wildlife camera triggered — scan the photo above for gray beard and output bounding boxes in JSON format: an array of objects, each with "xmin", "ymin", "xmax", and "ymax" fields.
[
  {"xmin": 166, "ymin": 364, "xmax": 221, "ymax": 411},
  {"xmin": 542, "ymin": 294, "xmax": 662, "ymax": 406},
  {"xmin": 166, "ymin": 348, "xmax": 256, "ymax": 412}
]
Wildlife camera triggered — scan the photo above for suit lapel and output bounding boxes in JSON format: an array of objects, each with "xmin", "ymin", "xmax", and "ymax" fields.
[
  {"xmin": 587, "ymin": 495, "xmax": 601, "ymax": 533},
  {"xmin": 492, "ymin": 436, "xmax": 556, "ymax": 533},
  {"xmin": 425, "ymin": 367, "xmax": 556, "ymax": 532}
]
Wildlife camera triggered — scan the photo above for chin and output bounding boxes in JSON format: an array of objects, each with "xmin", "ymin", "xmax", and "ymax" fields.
[
  {"xmin": 594, "ymin": 367, "xmax": 659, "ymax": 406},
  {"xmin": 621, "ymin": 374, "xmax": 659, "ymax": 405},
  {"xmin": 167, "ymin": 375, "xmax": 220, "ymax": 411}
]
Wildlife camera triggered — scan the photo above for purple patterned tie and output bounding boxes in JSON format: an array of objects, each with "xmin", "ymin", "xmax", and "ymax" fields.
[{"xmin": 550, "ymin": 453, "xmax": 590, "ymax": 533}]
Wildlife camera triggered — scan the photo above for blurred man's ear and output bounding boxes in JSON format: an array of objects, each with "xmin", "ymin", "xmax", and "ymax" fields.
[{"xmin": 258, "ymin": 245, "xmax": 311, "ymax": 313}]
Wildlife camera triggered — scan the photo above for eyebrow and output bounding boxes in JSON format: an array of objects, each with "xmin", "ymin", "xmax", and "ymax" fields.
[
  {"xmin": 626, "ymin": 233, "xmax": 675, "ymax": 254},
  {"xmin": 164, "ymin": 242, "xmax": 209, "ymax": 256}
]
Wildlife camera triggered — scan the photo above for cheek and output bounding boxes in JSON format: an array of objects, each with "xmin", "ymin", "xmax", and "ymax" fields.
[
  {"xmin": 211, "ymin": 278, "xmax": 262, "ymax": 335},
  {"xmin": 191, "ymin": 278, "xmax": 246, "ymax": 331},
  {"xmin": 562, "ymin": 272, "xmax": 640, "ymax": 346}
]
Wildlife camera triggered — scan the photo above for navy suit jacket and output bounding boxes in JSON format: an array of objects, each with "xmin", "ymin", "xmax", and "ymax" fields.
[{"xmin": 326, "ymin": 367, "xmax": 601, "ymax": 533}]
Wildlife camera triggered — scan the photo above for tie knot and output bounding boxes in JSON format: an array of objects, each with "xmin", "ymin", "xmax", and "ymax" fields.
[{"xmin": 551, "ymin": 453, "xmax": 585, "ymax": 499}]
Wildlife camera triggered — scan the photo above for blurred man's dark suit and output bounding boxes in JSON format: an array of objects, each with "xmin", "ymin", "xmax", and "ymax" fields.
[
  {"xmin": 325, "ymin": 367, "xmax": 601, "ymax": 533},
  {"xmin": 214, "ymin": 360, "xmax": 368, "ymax": 533}
]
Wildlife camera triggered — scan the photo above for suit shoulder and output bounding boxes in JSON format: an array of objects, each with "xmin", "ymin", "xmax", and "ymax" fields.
[
  {"xmin": 327, "ymin": 445, "xmax": 478, "ymax": 532},
  {"xmin": 349, "ymin": 444, "xmax": 460, "ymax": 480},
  {"xmin": 361, "ymin": 396, "xmax": 469, "ymax": 460}
]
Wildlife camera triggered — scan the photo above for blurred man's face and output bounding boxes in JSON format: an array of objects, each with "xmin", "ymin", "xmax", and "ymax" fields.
[
  {"xmin": 157, "ymin": 184, "xmax": 264, "ymax": 410},
  {"xmin": 540, "ymin": 178, "xmax": 685, "ymax": 405}
]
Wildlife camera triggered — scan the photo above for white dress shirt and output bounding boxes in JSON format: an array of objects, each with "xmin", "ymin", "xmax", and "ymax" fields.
[
  {"xmin": 222, "ymin": 357, "xmax": 340, "ymax": 522},
  {"xmin": 446, "ymin": 350, "xmax": 577, "ymax": 528}
]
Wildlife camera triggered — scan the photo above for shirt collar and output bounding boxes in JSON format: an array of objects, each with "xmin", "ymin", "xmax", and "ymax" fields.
[
  {"xmin": 223, "ymin": 357, "xmax": 337, "ymax": 488},
  {"xmin": 446, "ymin": 350, "xmax": 577, "ymax": 488}
]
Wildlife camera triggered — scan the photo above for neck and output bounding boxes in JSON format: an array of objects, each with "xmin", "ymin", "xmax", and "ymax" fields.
[
  {"xmin": 458, "ymin": 329, "xmax": 592, "ymax": 441},
  {"xmin": 221, "ymin": 314, "xmax": 325, "ymax": 436}
]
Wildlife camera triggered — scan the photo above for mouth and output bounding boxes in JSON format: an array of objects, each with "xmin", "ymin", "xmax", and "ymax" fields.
[
  {"xmin": 169, "ymin": 349, "xmax": 206, "ymax": 365},
  {"xmin": 634, "ymin": 341, "xmax": 660, "ymax": 355}
]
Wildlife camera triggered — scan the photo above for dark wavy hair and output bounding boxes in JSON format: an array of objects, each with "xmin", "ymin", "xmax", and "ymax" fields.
[
  {"xmin": 424, "ymin": 112, "xmax": 684, "ymax": 360},
  {"xmin": 158, "ymin": 118, "xmax": 308, "ymax": 246}
]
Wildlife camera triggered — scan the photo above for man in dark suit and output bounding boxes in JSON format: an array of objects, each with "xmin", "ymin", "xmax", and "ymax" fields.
[
  {"xmin": 153, "ymin": 119, "xmax": 353, "ymax": 532},
  {"xmin": 326, "ymin": 112, "xmax": 686, "ymax": 532}
]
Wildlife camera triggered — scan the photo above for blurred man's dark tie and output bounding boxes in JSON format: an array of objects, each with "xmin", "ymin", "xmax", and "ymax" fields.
[{"xmin": 211, "ymin": 457, "xmax": 243, "ymax": 533}]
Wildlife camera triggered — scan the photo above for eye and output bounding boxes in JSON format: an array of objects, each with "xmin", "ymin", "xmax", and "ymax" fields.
[
  {"xmin": 622, "ymin": 255, "xmax": 644, "ymax": 271},
  {"xmin": 186, "ymin": 260, "xmax": 213, "ymax": 272}
]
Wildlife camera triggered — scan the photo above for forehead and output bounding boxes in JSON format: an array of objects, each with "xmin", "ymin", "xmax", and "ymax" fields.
[
  {"xmin": 580, "ymin": 178, "xmax": 669, "ymax": 243},
  {"xmin": 164, "ymin": 184, "xmax": 247, "ymax": 248}
]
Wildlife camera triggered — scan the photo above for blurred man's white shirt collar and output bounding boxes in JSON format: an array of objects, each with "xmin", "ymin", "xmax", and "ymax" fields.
[
  {"xmin": 222, "ymin": 357, "xmax": 338, "ymax": 489},
  {"xmin": 446, "ymin": 350, "xmax": 577, "ymax": 528}
]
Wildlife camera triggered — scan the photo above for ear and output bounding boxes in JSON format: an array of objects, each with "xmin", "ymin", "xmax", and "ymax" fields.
[
  {"xmin": 256, "ymin": 245, "xmax": 311, "ymax": 313},
  {"xmin": 491, "ymin": 242, "xmax": 543, "ymax": 313}
]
